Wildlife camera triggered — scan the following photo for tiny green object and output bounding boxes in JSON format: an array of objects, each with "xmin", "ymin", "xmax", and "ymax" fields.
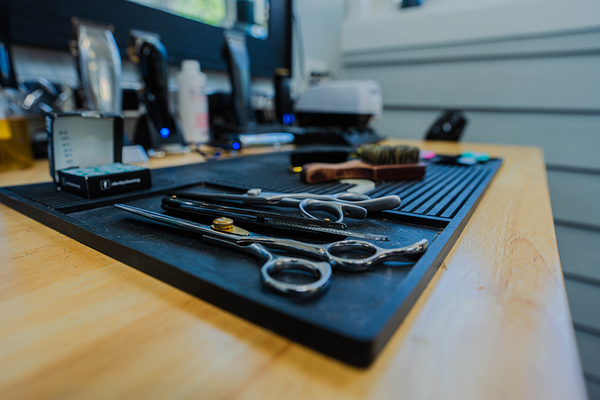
[{"xmin": 461, "ymin": 152, "xmax": 490, "ymax": 162}]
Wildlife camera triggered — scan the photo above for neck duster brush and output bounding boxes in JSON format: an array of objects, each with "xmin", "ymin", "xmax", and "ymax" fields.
[{"xmin": 301, "ymin": 144, "xmax": 425, "ymax": 184}]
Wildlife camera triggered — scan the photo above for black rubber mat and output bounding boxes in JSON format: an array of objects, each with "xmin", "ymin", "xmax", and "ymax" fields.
[{"xmin": 0, "ymin": 151, "xmax": 501, "ymax": 367}]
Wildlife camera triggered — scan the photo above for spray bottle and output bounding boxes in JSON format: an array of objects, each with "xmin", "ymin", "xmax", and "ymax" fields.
[{"xmin": 177, "ymin": 60, "xmax": 209, "ymax": 144}]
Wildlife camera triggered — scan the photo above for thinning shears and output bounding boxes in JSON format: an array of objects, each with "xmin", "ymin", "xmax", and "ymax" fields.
[
  {"xmin": 115, "ymin": 204, "xmax": 428, "ymax": 298},
  {"xmin": 172, "ymin": 188, "xmax": 402, "ymax": 223}
]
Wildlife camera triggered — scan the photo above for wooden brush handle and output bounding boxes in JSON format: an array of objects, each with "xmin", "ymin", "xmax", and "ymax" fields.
[{"xmin": 301, "ymin": 159, "xmax": 426, "ymax": 184}]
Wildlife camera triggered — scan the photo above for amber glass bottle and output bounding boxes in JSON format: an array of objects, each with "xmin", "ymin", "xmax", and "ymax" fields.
[{"xmin": 0, "ymin": 116, "xmax": 34, "ymax": 172}]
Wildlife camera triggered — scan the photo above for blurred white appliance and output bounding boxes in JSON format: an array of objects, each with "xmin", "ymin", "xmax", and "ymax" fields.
[{"xmin": 294, "ymin": 80, "xmax": 383, "ymax": 129}]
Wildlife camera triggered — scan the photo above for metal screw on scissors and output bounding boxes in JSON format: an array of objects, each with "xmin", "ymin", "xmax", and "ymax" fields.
[
  {"xmin": 115, "ymin": 204, "xmax": 429, "ymax": 298},
  {"xmin": 171, "ymin": 188, "xmax": 403, "ymax": 224}
]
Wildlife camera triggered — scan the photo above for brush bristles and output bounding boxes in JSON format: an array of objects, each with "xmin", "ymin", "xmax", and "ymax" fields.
[{"xmin": 360, "ymin": 145, "xmax": 420, "ymax": 165}]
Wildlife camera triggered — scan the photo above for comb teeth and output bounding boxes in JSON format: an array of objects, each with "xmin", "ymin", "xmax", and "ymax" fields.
[
  {"xmin": 265, "ymin": 219, "xmax": 390, "ymax": 241},
  {"xmin": 361, "ymin": 144, "xmax": 420, "ymax": 165}
]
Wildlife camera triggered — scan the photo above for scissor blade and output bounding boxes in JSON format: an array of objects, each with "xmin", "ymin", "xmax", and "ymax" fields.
[
  {"xmin": 115, "ymin": 204, "xmax": 218, "ymax": 236},
  {"xmin": 162, "ymin": 196, "xmax": 348, "ymax": 229},
  {"xmin": 171, "ymin": 191, "xmax": 277, "ymax": 205}
]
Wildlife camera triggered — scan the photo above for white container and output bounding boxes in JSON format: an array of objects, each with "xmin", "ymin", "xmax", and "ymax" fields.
[{"xmin": 177, "ymin": 60, "xmax": 209, "ymax": 144}]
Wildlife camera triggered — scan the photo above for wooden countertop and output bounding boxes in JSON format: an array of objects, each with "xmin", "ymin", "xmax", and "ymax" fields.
[{"xmin": 0, "ymin": 141, "xmax": 586, "ymax": 400}]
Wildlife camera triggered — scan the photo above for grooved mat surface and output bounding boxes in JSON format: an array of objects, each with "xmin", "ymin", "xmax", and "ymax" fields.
[{"xmin": 7, "ymin": 152, "xmax": 496, "ymax": 221}]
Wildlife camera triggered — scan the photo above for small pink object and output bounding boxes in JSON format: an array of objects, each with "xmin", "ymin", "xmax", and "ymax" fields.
[{"xmin": 420, "ymin": 150, "xmax": 436, "ymax": 160}]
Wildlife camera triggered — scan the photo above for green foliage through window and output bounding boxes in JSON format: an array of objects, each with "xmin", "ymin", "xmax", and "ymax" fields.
[{"xmin": 127, "ymin": 0, "xmax": 227, "ymax": 27}]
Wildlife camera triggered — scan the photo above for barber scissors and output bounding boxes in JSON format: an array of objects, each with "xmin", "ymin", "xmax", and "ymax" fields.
[
  {"xmin": 172, "ymin": 188, "xmax": 402, "ymax": 223},
  {"xmin": 115, "ymin": 204, "xmax": 428, "ymax": 298}
]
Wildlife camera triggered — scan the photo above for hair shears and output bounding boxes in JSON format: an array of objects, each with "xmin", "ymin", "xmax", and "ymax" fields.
[
  {"xmin": 115, "ymin": 204, "xmax": 428, "ymax": 298},
  {"xmin": 171, "ymin": 188, "xmax": 402, "ymax": 223}
]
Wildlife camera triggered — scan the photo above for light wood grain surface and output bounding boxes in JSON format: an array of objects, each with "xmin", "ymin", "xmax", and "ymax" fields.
[{"xmin": 0, "ymin": 141, "xmax": 586, "ymax": 400}]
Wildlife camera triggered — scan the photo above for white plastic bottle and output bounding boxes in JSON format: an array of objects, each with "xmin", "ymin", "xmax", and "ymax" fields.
[{"xmin": 177, "ymin": 60, "xmax": 209, "ymax": 144}]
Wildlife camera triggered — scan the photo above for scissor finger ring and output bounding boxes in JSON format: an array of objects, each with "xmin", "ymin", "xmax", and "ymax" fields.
[
  {"xmin": 260, "ymin": 254, "xmax": 332, "ymax": 298},
  {"xmin": 298, "ymin": 199, "xmax": 368, "ymax": 223}
]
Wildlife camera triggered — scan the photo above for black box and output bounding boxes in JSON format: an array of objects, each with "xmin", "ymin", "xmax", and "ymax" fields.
[
  {"xmin": 46, "ymin": 111, "xmax": 123, "ymax": 184},
  {"xmin": 58, "ymin": 163, "xmax": 151, "ymax": 199}
]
